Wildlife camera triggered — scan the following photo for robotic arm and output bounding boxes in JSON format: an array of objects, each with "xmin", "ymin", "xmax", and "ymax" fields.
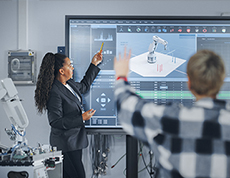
[
  {"xmin": 147, "ymin": 36, "xmax": 168, "ymax": 63},
  {"xmin": 0, "ymin": 78, "xmax": 63, "ymax": 175},
  {"xmin": 0, "ymin": 78, "xmax": 29, "ymax": 140}
]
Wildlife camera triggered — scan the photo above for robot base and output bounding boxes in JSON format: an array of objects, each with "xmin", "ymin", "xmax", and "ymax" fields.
[
  {"xmin": 0, "ymin": 151, "xmax": 63, "ymax": 178},
  {"xmin": 147, "ymin": 56, "xmax": 156, "ymax": 64}
]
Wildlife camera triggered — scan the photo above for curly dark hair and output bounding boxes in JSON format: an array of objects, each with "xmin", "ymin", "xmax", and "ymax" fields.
[{"xmin": 34, "ymin": 53, "xmax": 66, "ymax": 114}]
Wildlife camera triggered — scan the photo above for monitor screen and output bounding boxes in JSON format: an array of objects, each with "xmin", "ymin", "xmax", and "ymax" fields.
[{"xmin": 65, "ymin": 16, "xmax": 230, "ymax": 128}]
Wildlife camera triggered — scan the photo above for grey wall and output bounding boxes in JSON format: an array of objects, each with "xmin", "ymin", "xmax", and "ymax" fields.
[{"xmin": 0, "ymin": 0, "xmax": 230, "ymax": 177}]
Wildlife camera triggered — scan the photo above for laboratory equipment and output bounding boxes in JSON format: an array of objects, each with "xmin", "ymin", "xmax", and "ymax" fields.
[{"xmin": 0, "ymin": 78, "xmax": 62, "ymax": 178}]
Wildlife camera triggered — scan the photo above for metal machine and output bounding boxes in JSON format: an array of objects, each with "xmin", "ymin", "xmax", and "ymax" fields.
[
  {"xmin": 8, "ymin": 50, "xmax": 37, "ymax": 85},
  {"xmin": 147, "ymin": 36, "xmax": 168, "ymax": 63},
  {"xmin": 0, "ymin": 78, "xmax": 62, "ymax": 178}
]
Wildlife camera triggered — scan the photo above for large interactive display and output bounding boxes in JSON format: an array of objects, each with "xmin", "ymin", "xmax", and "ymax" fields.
[{"xmin": 65, "ymin": 16, "xmax": 230, "ymax": 128}]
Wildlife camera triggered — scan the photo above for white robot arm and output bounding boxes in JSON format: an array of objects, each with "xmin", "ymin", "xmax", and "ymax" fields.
[
  {"xmin": 0, "ymin": 79, "xmax": 63, "ymax": 176},
  {"xmin": 0, "ymin": 78, "xmax": 31, "ymax": 162},
  {"xmin": 147, "ymin": 36, "xmax": 168, "ymax": 63},
  {"xmin": 0, "ymin": 78, "xmax": 29, "ymax": 130}
]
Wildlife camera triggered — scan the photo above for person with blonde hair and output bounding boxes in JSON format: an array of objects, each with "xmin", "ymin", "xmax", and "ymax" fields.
[{"xmin": 114, "ymin": 48, "xmax": 230, "ymax": 177}]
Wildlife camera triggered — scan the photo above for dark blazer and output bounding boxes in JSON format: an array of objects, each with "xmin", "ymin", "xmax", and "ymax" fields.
[{"xmin": 47, "ymin": 63, "xmax": 100, "ymax": 152}]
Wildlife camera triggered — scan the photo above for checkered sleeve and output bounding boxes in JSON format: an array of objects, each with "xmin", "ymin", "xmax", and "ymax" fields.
[
  {"xmin": 115, "ymin": 79, "xmax": 167, "ymax": 145},
  {"xmin": 115, "ymin": 80, "xmax": 230, "ymax": 178},
  {"xmin": 115, "ymin": 80, "xmax": 230, "ymax": 141}
]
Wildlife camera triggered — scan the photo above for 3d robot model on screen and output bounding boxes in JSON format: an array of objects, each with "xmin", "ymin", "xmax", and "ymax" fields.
[{"xmin": 147, "ymin": 36, "xmax": 168, "ymax": 63}]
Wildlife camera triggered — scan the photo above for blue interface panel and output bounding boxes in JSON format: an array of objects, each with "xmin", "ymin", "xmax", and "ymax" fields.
[{"xmin": 66, "ymin": 16, "xmax": 230, "ymax": 128}]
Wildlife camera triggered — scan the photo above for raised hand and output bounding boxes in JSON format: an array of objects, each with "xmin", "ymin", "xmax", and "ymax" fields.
[
  {"xmin": 91, "ymin": 52, "xmax": 103, "ymax": 66},
  {"xmin": 114, "ymin": 47, "xmax": 131, "ymax": 78}
]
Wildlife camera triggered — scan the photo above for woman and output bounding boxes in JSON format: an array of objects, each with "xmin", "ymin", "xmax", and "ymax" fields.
[{"xmin": 34, "ymin": 52, "xmax": 102, "ymax": 178}]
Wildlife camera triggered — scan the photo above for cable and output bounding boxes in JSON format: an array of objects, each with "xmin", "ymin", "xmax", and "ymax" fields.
[
  {"xmin": 123, "ymin": 168, "xmax": 126, "ymax": 176},
  {"xmin": 139, "ymin": 142, "xmax": 157, "ymax": 178},
  {"xmin": 112, "ymin": 142, "xmax": 146, "ymax": 176},
  {"xmin": 90, "ymin": 136, "xmax": 157, "ymax": 177},
  {"xmin": 139, "ymin": 141, "xmax": 151, "ymax": 176},
  {"xmin": 11, "ymin": 124, "xmax": 26, "ymax": 137},
  {"xmin": 149, "ymin": 150, "xmax": 156, "ymax": 177},
  {"xmin": 111, "ymin": 153, "xmax": 126, "ymax": 168},
  {"xmin": 90, "ymin": 134, "xmax": 110, "ymax": 177},
  {"xmin": 138, "ymin": 162, "xmax": 150, "ymax": 173}
]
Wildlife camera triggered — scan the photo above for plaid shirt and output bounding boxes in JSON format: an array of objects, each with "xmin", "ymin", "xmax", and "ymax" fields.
[{"xmin": 115, "ymin": 79, "xmax": 230, "ymax": 178}]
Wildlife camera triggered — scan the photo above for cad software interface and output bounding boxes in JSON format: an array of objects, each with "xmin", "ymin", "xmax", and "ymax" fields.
[{"xmin": 67, "ymin": 17, "xmax": 230, "ymax": 128}]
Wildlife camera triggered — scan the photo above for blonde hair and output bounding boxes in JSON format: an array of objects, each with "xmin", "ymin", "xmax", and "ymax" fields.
[{"xmin": 187, "ymin": 50, "xmax": 225, "ymax": 97}]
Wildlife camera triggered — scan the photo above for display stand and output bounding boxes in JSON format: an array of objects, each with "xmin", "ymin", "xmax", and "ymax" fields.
[
  {"xmin": 126, "ymin": 135, "xmax": 138, "ymax": 178},
  {"xmin": 86, "ymin": 129, "xmax": 139, "ymax": 178}
]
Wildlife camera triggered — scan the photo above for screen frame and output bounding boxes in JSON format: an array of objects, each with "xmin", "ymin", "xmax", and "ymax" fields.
[{"xmin": 65, "ymin": 15, "xmax": 230, "ymax": 131}]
